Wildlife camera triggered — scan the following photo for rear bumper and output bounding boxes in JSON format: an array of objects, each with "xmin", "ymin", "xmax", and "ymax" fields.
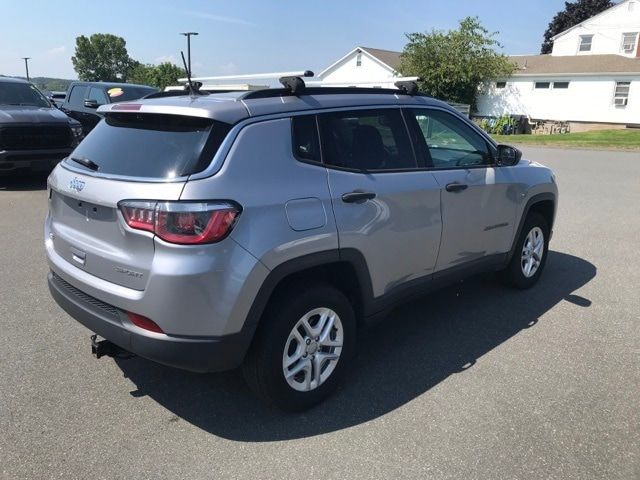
[
  {"xmin": 48, "ymin": 271, "xmax": 249, "ymax": 373},
  {"xmin": 0, "ymin": 148, "xmax": 71, "ymax": 172}
]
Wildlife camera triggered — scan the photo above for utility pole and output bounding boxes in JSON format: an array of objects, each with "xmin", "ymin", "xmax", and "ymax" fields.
[
  {"xmin": 21, "ymin": 57, "xmax": 31, "ymax": 82},
  {"xmin": 179, "ymin": 32, "xmax": 198, "ymax": 74}
]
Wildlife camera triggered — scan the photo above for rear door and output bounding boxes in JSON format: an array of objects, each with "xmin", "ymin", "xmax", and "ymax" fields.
[
  {"xmin": 47, "ymin": 112, "xmax": 229, "ymax": 290},
  {"xmin": 318, "ymin": 108, "xmax": 442, "ymax": 299},
  {"xmin": 405, "ymin": 108, "xmax": 517, "ymax": 272}
]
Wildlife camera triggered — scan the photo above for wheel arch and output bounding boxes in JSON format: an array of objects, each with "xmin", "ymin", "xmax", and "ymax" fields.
[
  {"xmin": 508, "ymin": 192, "xmax": 556, "ymax": 263},
  {"xmin": 238, "ymin": 248, "xmax": 374, "ymax": 359}
]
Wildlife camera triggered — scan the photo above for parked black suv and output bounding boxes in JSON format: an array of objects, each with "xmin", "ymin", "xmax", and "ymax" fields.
[
  {"xmin": 61, "ymin": 81, "xmax": 157, "ymax": 134},
  {"xmin": 0, "ymin": 77, "xmax": 83, "ymax": 174}
]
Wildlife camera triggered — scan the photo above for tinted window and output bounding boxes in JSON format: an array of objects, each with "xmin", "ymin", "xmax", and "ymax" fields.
[
  {"xmin": 535, "ymin": 82, "xmax": 551, "ymax": 89},
  {"xmin": 106, "ymin": 86, "xmax": 157, "ymax": 102},
  {"xmin": 318, "ymin": 109, "xmax": 415, "ymax": 171},
  {"xmin": 88, "ymin": 87, "xmax": 108, "ymax": 105},
  {"xmin": 409, "ymin": 109, "xmax": 490, "ymax": 168},
  {"xmin": 0, "ymin": 82, "xmax": 50, "ymax": 108},
  {"xmin": 68, "ymin": 86, "xmax": 87, "ymax": 106},
  {"xmin": 66, "ymin": 113, "xmax": 230, "ymax": 179},
  {"xmin": 292, "ymin": 115, "xmax": 320, "ymax": 162}
]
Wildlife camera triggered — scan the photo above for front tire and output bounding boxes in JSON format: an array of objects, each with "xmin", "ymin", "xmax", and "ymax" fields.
[
  {"xmin": 243, "ymin": 284, "xmax": 356, "ymax": 411},
  {"xmin": 502, "ymin": 212, "xmax": 550, "ymax": 289}
]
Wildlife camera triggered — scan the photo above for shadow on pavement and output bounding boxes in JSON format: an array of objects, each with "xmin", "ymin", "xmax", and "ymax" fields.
[
  {"xmin": 0, "ymin": 171, "xmax": 49, "ymax": 191},
  {"xmin": 115, "ymin": 251, "xmax": 596, "ymax": 441}
]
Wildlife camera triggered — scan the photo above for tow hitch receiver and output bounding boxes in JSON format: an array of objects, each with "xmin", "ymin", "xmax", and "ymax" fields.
[{"xmin": 90, "ymin": 334, "xmax": 134, "ymax": 359}]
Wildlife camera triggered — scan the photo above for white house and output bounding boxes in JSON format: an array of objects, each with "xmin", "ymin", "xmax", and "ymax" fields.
[
  {"xmin": 477, "ymin": 0, "xmax": 640, "ymax": 129},
  {"xmin": 315, "ymin": 46, "xmax": 474, "ymax": 115},
  {"xmin": 551, "ymin": 0, "xmax": 640, "ymax": 57},
  {"xmin": 316, "ymin": 46, "xmax": 401, "ymax": 88}
]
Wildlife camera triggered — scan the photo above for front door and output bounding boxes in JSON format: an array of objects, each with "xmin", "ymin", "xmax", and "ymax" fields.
[
  {"xmin": 317, "ymin": 108, "xmax": 442, "ymax": 299},
  {"xmin": 405, "ymin": 107, "xmax": 517, "ymax": 272}
]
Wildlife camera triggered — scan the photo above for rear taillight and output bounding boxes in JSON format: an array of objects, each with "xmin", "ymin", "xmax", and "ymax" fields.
[
  {"xmin": 120, "ymin": 201, "xmax": 156, "ymax": 232},
  {"xmin": 118, "ymin": 201, "xmax": 240, "ymax": 245}
]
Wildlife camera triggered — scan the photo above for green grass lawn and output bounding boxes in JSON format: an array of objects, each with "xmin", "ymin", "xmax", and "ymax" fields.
[{"xmin": 492, "ymin": 129, "xmax": 640, "ymax": 150}]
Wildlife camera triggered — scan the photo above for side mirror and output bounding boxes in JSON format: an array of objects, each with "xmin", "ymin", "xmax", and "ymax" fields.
[
  {"xmin": 496, "ymin": 144, "xmax": 522, "ymax": 166},
  {"xmin": 84, "ymin": 99, "xmax": 100, "ymax": 109}
]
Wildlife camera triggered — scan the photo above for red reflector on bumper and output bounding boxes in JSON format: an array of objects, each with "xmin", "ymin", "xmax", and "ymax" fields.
[{"xmin": 127, "ymin": 312, "xmax": 164, "ymax": 333}]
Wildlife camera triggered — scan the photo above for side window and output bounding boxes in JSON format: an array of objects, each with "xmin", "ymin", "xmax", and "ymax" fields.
[
  {"xmin": 292, "ymin": 115, "xmax": 320, "ymax": 162},
  {"xmin": 67, "ymin": 85, "xmax": 87, "ymax": 107},
  {"xmin": 88, "ymin": 87, "xmax": 108, "ymax": 106},
  {"xmin": 409, "ymin": 109, "xmax": 491, "ymax": 168},
  {"xmin": 318, "ymin": 109, "xmax": 416, "ymax": 171}
]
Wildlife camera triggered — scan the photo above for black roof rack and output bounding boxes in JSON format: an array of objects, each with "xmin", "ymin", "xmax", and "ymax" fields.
[
  {"xmin": 394, "ymin": 80, "xmax": 420, "ymax": 95},
  {"xmin": 242, "ymin": 85, "xmax": 423, "ymax": 100}
]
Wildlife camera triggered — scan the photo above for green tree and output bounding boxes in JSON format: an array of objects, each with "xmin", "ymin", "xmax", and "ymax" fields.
[
  {"xmin": 129, "ymin": 62, "xmax": 186, "ymax": 90},
  {"xmin": 72, "ymin": 34, "xmax": 136, "ymax": 82},
  {"xmin": 398, "ymin": 17, "xmax": 514, "ymax": 109},
  {"xmin": 541, "ymin": 0, "xmax": 613, "ymax": 54},
  {"xmin": 127, "ymin": 62, "xmax": 154, "ymax": 86}
]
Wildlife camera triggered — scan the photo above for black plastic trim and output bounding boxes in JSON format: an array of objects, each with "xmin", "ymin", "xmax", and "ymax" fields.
[
  {"xmin": 365, "ymin": 253, "xmax": 508, "ymax": 321},
  {"xmin": 243, "ymin": 249, "xmax": 510, "ymax": 331},
  {"xmin": 48, "ymin": 272, "xmax": 249, "ymax": 373},
  {"xmin": 507, "ymin": 192, "xmax": 556, "ymax": 263}
]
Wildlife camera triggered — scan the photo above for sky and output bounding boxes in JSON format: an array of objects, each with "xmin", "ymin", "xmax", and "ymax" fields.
[{"xmin": 0, "ymin": 0, "xmax": 571, "ymax": 80}]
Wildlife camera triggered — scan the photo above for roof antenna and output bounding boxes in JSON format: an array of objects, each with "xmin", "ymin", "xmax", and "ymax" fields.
[{"xmin": 180, "ymin": 51, "xmax": 201, "ymax": 96}]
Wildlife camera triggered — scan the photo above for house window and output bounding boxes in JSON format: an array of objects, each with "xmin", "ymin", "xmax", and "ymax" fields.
[
  {"xmin": 356, "ymin": 52, "xmax": 362, "ymax": 67},
  {"xmin": 621, "ymin": 33, "xmax": 638, "ymax": 53},
  {"xmin": 535, "ymin": 82, "xmax": 551, "ymax": 89},
  {"xmin": 496, "ymin": 81, "xmax": 506, "ymax": 89},
  {"xmin": 553, "ymin": 82, "xmax": 570, "ymax": 89},
  {"xmin": 579, "ymin": 35, "xmax": 593, "ymax": 52},
  {"xmin": 614, "ymin": 81, "xmax": 631, "ymax": 107}
]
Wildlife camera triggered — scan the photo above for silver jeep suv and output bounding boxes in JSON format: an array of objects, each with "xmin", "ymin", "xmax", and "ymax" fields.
[{"xmin": 45, "ymin": 80, "xmax": 557, "ymax": 411}]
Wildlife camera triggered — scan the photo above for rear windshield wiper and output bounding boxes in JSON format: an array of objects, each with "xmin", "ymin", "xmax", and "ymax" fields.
[{"xmin": 69, "ymin": 156, "xmax": 99, "ymax": 171}]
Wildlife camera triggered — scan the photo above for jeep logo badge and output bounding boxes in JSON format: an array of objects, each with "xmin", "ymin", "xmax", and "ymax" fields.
[{"xmin": 69, "ymin": 177, "xmax": 85, "ymax": 192}]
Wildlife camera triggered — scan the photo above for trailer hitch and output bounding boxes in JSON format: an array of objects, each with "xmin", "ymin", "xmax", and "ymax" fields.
[{"xmin": 90, "ymin": 334, "xmax": 134, "ymax": 359}]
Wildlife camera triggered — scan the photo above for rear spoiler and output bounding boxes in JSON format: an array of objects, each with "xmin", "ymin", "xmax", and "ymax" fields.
[{"xmin": 96, "ymin": 100, "xmax": 247, "ymax": 124}]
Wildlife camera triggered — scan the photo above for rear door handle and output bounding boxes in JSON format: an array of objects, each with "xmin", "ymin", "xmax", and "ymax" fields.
[
  {"xmin": 445, "ymin": 183, "xmax": 468, "ymax": 193},
  {"xmin": 341, "ymin": 190, "xmax": 377, "ymax": 203}
]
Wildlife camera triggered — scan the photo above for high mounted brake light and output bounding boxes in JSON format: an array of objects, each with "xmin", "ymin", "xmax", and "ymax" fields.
[
  {"xmin": 119, "ymin": 201, "xmax": 240, "ymax": 245},
  {"xmin": 111, "ymin": 103, "xmax": 142, "ymax": 111}
]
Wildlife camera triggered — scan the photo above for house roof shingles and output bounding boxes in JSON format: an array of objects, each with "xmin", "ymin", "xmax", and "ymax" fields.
[
  {"xmin": 510, "ymin": 54, "xmax": 640, "ymax": 75},
  {"xmin": 343, "ymin": 47, "xmax": 640, "ymax": 76},
  {"xmin": 360, "ymin": 47, "xmax": 402, "ymax": 70}
]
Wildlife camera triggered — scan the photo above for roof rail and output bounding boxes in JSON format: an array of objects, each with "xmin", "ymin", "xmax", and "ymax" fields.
[
  {"xmin": 177, "ymin": 70, "xmax": 315, "ymax": 96},
  {"xmin": 241, "ymin": 86, "xmax": 419, "ymax": 100},
  {"xmin": 304, "ymin": 76, "xmax": 419, "ymax": 87},
  {"xmin": 177, "ymin": 70, "xmax": 314, "ymax": 83}
]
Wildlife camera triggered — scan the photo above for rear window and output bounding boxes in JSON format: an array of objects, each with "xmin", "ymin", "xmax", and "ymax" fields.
[{"xmin": 65, "ymin": 113, "xmax": 230, "ymax": 179}]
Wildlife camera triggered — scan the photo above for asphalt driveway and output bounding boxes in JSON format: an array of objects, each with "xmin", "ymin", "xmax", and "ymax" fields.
[{"xmin": 1, "ymin": 147, "xmax": 638, "ymax": 479}]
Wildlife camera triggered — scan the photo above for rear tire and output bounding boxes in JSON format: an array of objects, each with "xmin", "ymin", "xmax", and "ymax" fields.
[
  {"xmin": 501, "ymin": 212, "xmax": 550, "ymax": 289},
  {"xmin": 243, "ymin": 284, "xmax": 356, "ymax": 412}
]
